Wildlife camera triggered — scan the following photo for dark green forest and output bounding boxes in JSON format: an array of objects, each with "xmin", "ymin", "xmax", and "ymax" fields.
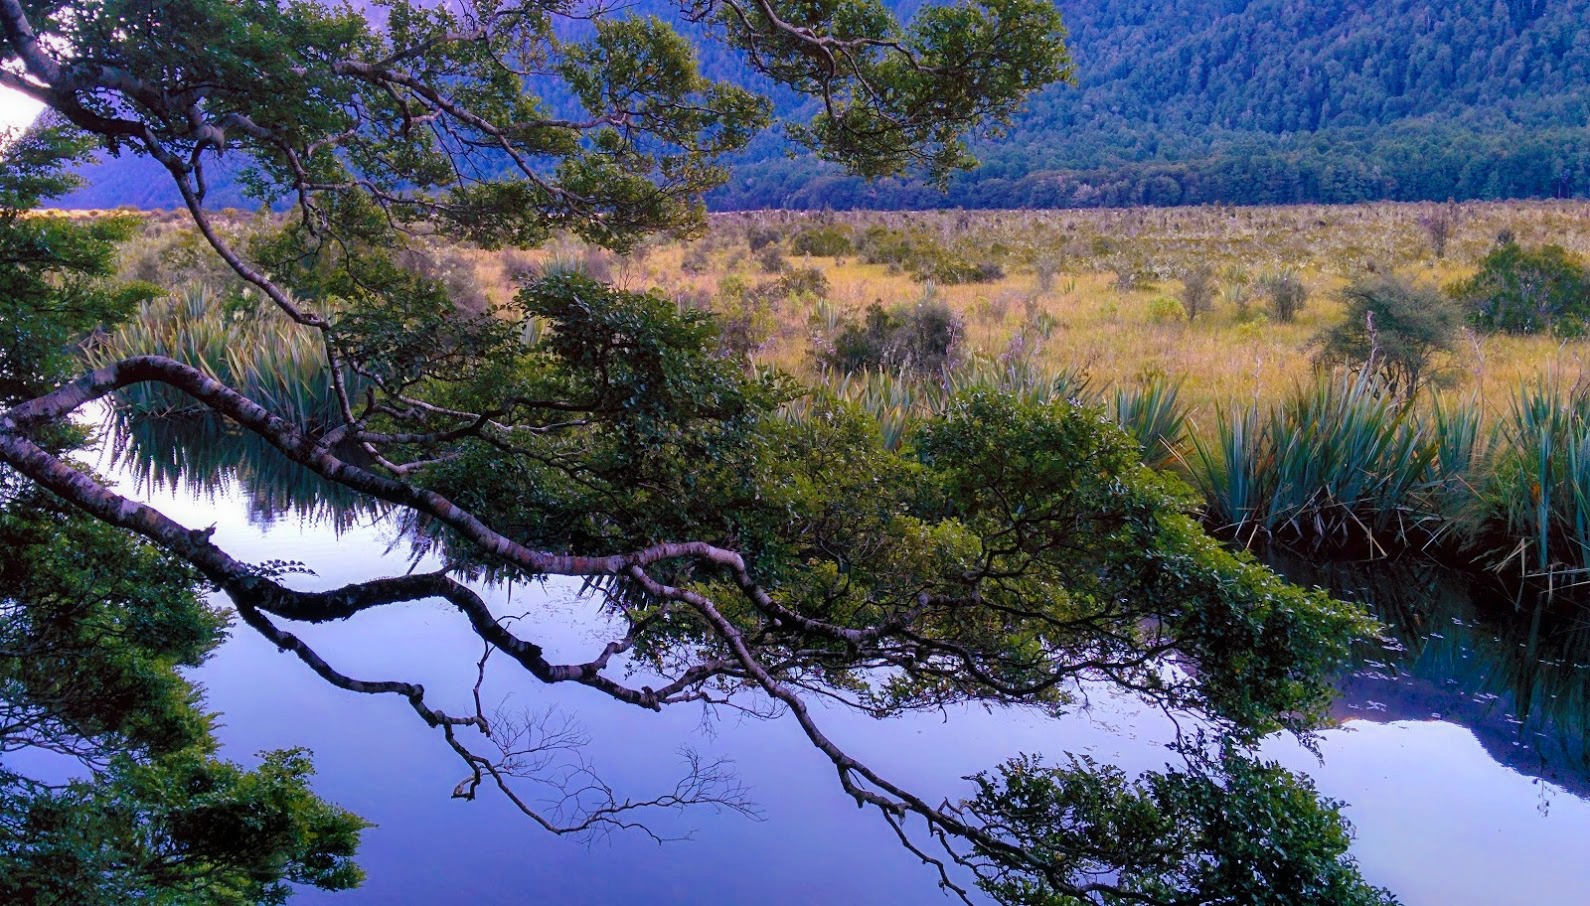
[{"xmin": 57, "ymin": 0, "xmax": 1590, "ymax": 210}]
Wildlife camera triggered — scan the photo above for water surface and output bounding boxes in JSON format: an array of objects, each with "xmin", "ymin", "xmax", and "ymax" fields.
[{"xmin": 90, "ymin": 418, "xmax": 1590, "ymax": 905}]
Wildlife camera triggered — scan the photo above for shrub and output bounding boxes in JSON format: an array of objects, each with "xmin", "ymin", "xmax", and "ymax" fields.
[
  {"xmin": 790, "ymin": 224, "xmax": 854, "ymax": 257},
  {"xmin": 855, "ymin": 225, "xmax": 1002, "ymax": 284},
  {"xmin": 822, "ymin": 303, "xmax": 898, "ymax": 373},
  {"xmin": 819, "ymin": 299, "xmax": 963, "ymax": 375},
  {"xmin": 1146, "ymin": 296, "xmax": 1184, "ymax": 323},
  {"xmin": 712, "ymin": 277, "xmax": 778, "ymax": 359},
  {"xmin": 777, "ymin": 266, "xmax": 829, "ymax": 299},
  {"xmin": 745, "ymin": 224, "xmax": 780, "ymax": 252},
  {"xmin": 858, "ymin": 225, "xmax": 919, "ymax": 267},
  {"xmin": 755, "ymin": 243, "xmax": 787, "ymax": 274},
  {"xmin": 1178, "ymin": 265, "xmax": 1216, "ymax": 321},
  {"xmin": 1314, "ymin": 274, "xmax": 1460, "ymax": 397},
  {"xmin": 926, "ymin": 255, "xmax": 1004, "ymax": 285},
  {"xmin": 1453, "ymin": 240, "xmax": 1590, "ymax": 337},
  {"xmin": 895, "ymin": 300, "xmax": 964, "ymax": 372},
  {"xmin": 1260, "ymin": 270, "xmax": 1308, "ymax": 322}
]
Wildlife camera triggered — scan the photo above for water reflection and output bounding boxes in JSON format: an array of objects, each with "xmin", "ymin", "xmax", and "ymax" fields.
[
  {"xmin": 1272, "ymin": 554, "xmax": 1590, "ymax": 800},
  {"xmin": 102, "ymin": 410, "xmax": 387, "ymax": 533},
  {"xmin": 92, "ymin": 413, "xmax": 1590, "ymax": 904}
]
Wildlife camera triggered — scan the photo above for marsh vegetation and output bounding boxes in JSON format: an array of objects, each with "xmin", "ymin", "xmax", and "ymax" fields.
[{"xmin": 100, "ymin": 200, "xmax": 1590, "ymax": 579}]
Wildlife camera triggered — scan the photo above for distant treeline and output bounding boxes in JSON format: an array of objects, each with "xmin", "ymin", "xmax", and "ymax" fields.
[{"xmin": 710, "ymin": 122, "xmax": 1590, "ymax": 210}]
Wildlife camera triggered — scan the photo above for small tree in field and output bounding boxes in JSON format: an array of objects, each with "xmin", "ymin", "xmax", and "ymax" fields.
[
  {"xmin": 1315, "ymin": 274, "xmax": 1461, "ymax": 397},
  {"xmin": 1417, "ymin": 200, "xmax": 1463, "ymax": 260},
  {"xmin": 0, "ymin": 2, "xmax": 1392, "ymax": 903},
  {"xmin": 1178, "ymin": 264, "xmax": 1217, "ymax": 321},
  {"xmin": 1454, "ymin": 239, "xmax": 1590, "ymax": 337}
]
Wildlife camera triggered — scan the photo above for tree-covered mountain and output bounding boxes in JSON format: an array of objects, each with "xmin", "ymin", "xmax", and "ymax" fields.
[{"xmin": 58, "ymin": 0, "xmax": 1590, "ymax": 210}]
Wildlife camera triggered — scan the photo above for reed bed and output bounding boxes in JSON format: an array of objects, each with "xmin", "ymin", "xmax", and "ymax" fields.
[
  {"xmin": 787, "ymin": 359, "xmax": 1590, "ymax": 582},
  {"xmin": 87, "ymin": 201, "xmax": 1590, "ymax": 583},
  {"xmin": 88, "ymin": 285, "xmax": 359, "ymax": 426},
  {"xmin": 1177, "ymin": 375, "xmax": 1590, "ymax": 581}
]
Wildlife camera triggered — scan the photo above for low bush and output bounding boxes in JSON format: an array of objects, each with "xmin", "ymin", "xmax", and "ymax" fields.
[
  {"xmin": 820, "ymin": 299, "xmax": 964, "ymax": 375},
  {"xmin": 1260, "ymin": 270, "xmax": 1309, "ymax": 322},
  {"xmin": 1314, "ymin": 274, "xmax": 1461, "ymax": 397},
  {"xmin": 1453, "ymin": 240, "xmax": 1590, "ymax": 337},
  {"xmin": 790, "ymin": 224, "xmax": 854, "ymax": 257},
  {"xmin": 855, "ymin": 225, "xmax": 1004, "ymax": 284},
  {"xmin": 1147, "ymin": 296, "xmax": 1184, "ymax": 323}
]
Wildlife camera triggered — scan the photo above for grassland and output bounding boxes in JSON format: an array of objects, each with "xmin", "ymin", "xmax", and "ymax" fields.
[
  {"xmin": 442, "ymin": 200, "xmax": 1590, "ymax": 419},
  {"xmin": 94, "ymin": 200, "xmax": 1590, "ymax": 578}
]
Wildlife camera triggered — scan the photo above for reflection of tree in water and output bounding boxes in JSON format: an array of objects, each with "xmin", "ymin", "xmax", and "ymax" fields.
[
  {"xmin": 1272, "ymin": 554, "xmax": 1590, "ymax": 798},
  {"xmin": 89, "ymin": 400, "xmax": 1396, "ymax": 904},
  {"xmin": 105, "ymin": 411, "xmax": 386, "ymax": 534},
  {"xmin": 105, "ymin": 410, "xmax": 497, "ymax": 576}
]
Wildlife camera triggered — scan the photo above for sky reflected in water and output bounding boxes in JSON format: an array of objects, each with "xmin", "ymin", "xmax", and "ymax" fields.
[{"xmin": 90, "ymin": 439, "xmax": 1590, "ymax": 906}]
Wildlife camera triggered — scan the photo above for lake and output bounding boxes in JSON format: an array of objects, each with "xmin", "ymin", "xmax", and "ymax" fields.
[{"xmin": 87, "ymin": 414, "xmax": 1590, "ymax": 905}]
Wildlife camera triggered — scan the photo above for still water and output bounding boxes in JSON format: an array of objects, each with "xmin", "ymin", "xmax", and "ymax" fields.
[{"xmin": 91, "ymin": 418, "xmax": 1590, "ymax": 905}]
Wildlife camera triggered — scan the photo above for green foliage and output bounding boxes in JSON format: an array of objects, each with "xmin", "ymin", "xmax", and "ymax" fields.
[
  {"xmin": 0, "ymin": 139, "xmax": 367, "ymax": 904},
  {"xmin": 89, "ymin": 286, "xmax": 358, "ymax": 426},
  {"xmin": 704, "ymin": 1, "xmax": 1590, "ymax": 211},
  {"xmin": 720, "ymin": 0, "xmax": 1072, "ymax": 182},
  {"xmin": 1479, "ymin": 382, "xmax": 1590, "ymax": 576},
  {"xmin": 413, "ymin": 272, "xmax": 786, "ymax": 565},
  {"xmin": 1316, "ymin": 274, "xmax": 1461, "ymax": 396},
  {"xmin": 911, "ymin": 392, "xmax": 1376, "ymax": 733},
  {"xmin": 855, "ymin": 225, "xmax": 1005, "ymax": 283},
  {"xmin": 1145, "ymin": 295, "xmax": 1183, "ymax": 323},
  {"xmin": 1453, "ymin": 240, "xmax": 1590, "ymax": 337},
  {"xmin": 819, "ymin": 299, "xmax": 964, "ymax": 375},
  {"xmin": 0, "ymin": 494, "xmax": 218, "ymax": 758},
  {"xmin": 1, "ymin": 749, "xmax": 365, "ymax": 906},
  {"xmin": 0, "ymin": 125, "xmax": 156, "ymax": 406},
  {"xmin": 0, "ymin": 495, "xmax": 367, "ymax": 905},
  {"xmin": 1110, "ymin": 376, "xmax": 1187, "ymax": 470},
  {"xmin": 966, "ymin": 747, "xmax": 1395, "ymax": 905},
  {"xmin": 1180, "ymin": 373, "xmax": 1439, "ymax": 552},
  {"xmin": 789, "ymin": 223, "xmax": 855, "ymax": 257},
  {"xmin": 72, "ymin": 1, "xmax": 1590, "ymax": 212}
]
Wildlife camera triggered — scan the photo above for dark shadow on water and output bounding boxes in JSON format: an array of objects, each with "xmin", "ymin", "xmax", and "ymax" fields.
[
  {"xmin": 103, "ymin": 410, "xmax": 387, "ymax": 533},
  {"xmin": 1269, "ymin": 553, "xmax": 1590, "ymax": 799}
]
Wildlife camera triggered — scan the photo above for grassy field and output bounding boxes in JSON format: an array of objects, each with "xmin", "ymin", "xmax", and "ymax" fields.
[
  {"xmin": 92, "ymin": 200, "xmax": 1590, "ymax": 575},
  {"xmin": 418, "ymin": 200, "xmax": 1590, "ymax": 419}
]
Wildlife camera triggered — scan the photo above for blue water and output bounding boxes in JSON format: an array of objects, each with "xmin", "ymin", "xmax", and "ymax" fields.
[{"xmin": 98, "ymin": 447, "xmax": 1590, "ymax": 905}]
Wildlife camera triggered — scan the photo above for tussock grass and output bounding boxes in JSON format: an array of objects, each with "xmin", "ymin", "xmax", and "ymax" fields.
[{"xmin": 87, "ymin": 285, "xmax": 358, "ymax": 426}]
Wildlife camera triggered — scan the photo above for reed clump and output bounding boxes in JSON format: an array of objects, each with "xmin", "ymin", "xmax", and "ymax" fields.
[
  {"xmin": 88, "ymin": 285, "xmax": 358, "ymax": 426},
  {"xmin": 1177, "ymin": 373, "xmax": 1590, "ymax": 581}
]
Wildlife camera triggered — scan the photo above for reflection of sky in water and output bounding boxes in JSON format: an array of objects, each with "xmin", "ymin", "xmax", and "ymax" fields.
[{"xmin": 92, "ymin": 444, "xmax": 1590, "ymax": 906}]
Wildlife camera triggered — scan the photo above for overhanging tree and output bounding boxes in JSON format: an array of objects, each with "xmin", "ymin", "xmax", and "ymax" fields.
[{"xmin": 0, "ymin": 2, "xmax": 1394, "ymax": 903}]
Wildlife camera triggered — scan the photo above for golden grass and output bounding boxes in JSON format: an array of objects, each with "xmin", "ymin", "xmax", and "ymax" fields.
[
  {"xmin": 79, "ymin": 198, "xmax": 1590, "ymax": 425},
  {"xmin": 440, "ymin": 200, "xmax": 1590, "ymax": 421}
]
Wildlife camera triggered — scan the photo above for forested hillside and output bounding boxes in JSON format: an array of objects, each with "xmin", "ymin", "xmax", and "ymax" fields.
[{"xmin": 59, "ymin": 0, "xmax": 1590, "ymax": 210}]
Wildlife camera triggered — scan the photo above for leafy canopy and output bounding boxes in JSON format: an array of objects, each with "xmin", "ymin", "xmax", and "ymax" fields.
[{"xmin": 1455, "ymin": 239, "xmax": 1590, "ymax": 337}]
